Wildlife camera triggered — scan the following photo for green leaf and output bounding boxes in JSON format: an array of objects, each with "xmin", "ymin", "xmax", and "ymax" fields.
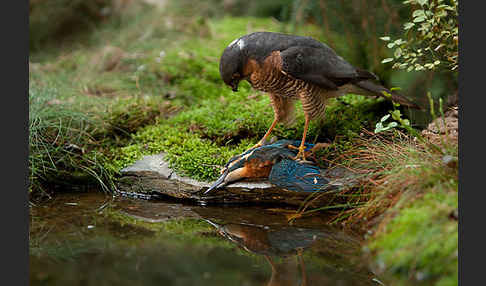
[
  {"xmin": 391, "ymin": 110, "xmax": 402, "ymax": 120},
  {"xmin": 394, "ymin": 39, "xmax": 406, "ymax": 45},
  {"xmin": 394, "ymin": 47, "xmax": 403, "ymax": 58},
  {"xmin": 381, "ymin": 58, "xmax": 394, "ymax": 64},
  {"xmin": 375, "ymin": 119, "xmax": 398, "ymax": 133},
  {"xmin": 374, "ymin": 122, "xmax": 384, "ymax": 133},
  {"xmin": 404, "ymin": 22, "xmax": 415, "ymax": 30},
  {"xmin": 380, "ymin": 36, "xmax": 391, "ymax": 41},
  {"xmin": 436, "ymin": 10, "xmax": 447, "ymax": 18},
  {"xmin": 381, "ymin": 91, "xmax": 392, "ymax": 98},
  {"xmin": 380, "ymin": 114, "xmax": 391, "ymax": 122},
  {"xmin": 413, "ymin": 16, "xmax": 426, "ymax": 23},
  {"xmin": 412, "ymin": 10, "xmax": 425, "ymax": 18},
  {"xmin": 387, "ymin": 122, "xmax": 398, "ymax": 128}
]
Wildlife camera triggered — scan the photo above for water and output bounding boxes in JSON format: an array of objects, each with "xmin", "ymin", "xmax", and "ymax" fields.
[{"xmin": 29, "ymin": 192, "xmax": 384, "ymax": 286}]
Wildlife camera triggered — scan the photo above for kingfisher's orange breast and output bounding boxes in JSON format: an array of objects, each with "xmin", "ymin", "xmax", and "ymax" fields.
[{"xmin": 241, "ymin": 158, "xmax": 274, "ymax": 178}]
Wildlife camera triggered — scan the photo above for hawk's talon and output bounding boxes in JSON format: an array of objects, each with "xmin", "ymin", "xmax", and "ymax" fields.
[{"xmin": 288, "ymin": 144, "xmax": 307, "ymax": 162}]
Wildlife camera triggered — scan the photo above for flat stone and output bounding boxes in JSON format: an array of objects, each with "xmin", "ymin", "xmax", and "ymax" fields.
[
  {"xmin": 117, "ymin": 153, "xmax": 359, "ymax": 207},
  {"xmin": 120, "ymin": 154, "xmax": 173, "ymax": 178}
]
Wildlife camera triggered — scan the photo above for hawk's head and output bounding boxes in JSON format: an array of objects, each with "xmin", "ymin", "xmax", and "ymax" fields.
[{"xmin": 219, "ymin": 37, "xmax": 246, "ymax": 92}]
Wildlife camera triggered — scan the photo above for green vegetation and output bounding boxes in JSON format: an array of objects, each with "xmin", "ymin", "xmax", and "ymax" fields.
[
  {"xmin": 369, "ymin": 191, "xmax": 457, "ymax": 285},
  {"xmin": 29, "ymin": 0, "xmax": 115, "ymax": 51},
  {"xmin": 312, "ymin": 117, "xmax": 457, "ymax": 285},
  {"xmin": 29, "ymin": 83, "xmax": 115, "ymax": 193},
  {"xmin": 381, "ymin": 0, "xmax": 458, "ymax": 72}
]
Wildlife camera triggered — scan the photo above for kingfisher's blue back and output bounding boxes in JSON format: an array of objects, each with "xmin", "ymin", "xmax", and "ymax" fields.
[{"xmin": 269, "ymin": 158, "xmax": 329, "ymax": 192}]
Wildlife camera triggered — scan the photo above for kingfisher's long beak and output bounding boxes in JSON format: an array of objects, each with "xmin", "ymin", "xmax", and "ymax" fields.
[
  {"xmin": 204, "ymin": 166, "xmax": 246, "ymax": 195},
  {"xmin": 204, "ymin": 168, "xmax": 230, "ymax": 194}
]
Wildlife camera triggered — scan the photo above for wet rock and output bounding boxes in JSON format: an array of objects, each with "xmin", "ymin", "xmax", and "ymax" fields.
[{"xmin": 117, "ymin": 153, "xmax": 359, "ymax": 207}]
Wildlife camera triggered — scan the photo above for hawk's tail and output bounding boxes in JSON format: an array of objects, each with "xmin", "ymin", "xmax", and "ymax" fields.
[{"xmin": 353, "ymin": 80, "xmax": 422, "ymax": 109}]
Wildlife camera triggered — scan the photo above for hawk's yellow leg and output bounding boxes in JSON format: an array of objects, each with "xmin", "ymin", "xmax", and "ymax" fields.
[
  {"xmin": 249, "ymin": 117, "xmax": 279, "ymax": 150},
  {"xmin": 288, "ymin": 115, "xmax": 310, "ymax": 162}
]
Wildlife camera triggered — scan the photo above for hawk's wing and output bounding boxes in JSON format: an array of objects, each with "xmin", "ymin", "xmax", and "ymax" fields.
[{"xmin": 279, "ymin": 45, "xmax": 377, "ymax": 90}]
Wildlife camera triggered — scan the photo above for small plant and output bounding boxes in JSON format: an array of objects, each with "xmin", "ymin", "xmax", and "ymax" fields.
[
  {"xmin": 374, "ymin": 89, "xmax": 412, "ymax": 134},
  {"xmin": 374, "ymin": 90, "xmax": 447, "ymax": 154},
  {"xmin": 374, "ymin": 114, "xmax": 399, "ymax": 133},
  {"xmin": 374, "ymin": 107, "xmax": 413, "ymax": 136},
  {"xmin": 381, "ymin": 0, "xmax": 458, "ymax": 72}
]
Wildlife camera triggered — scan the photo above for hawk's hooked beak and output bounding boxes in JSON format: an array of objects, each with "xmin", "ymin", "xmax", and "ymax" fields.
[{"xmin": 230, "ymin": 80, "xmax": 239, "ymax": 92}]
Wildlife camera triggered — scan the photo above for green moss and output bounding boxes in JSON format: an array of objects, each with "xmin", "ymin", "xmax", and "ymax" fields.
[
  {"xmin": 322, "ymin": 95, "xmax": 390, "ymax": 140},
  {"xmin": 369, "ymin": 190, "xmax": 458, "ymax": 285},
  {"xmin": 109, "ymin": 123, "xmax": 252, "ymax": 181}
]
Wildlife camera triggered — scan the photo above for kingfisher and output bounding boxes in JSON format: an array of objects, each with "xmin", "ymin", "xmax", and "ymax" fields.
[{"xmin": 204, "ymin": 139, "xmax": 329, "ymax": 194}]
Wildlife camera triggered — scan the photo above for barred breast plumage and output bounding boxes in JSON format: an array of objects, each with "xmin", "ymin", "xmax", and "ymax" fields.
[{"xmin": 249, "ymin": 51, "xmax": 329, "ymax": 121}]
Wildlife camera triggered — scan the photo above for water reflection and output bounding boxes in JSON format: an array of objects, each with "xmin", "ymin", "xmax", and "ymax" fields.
[
  {"xmin": 200, "ymin": 214, "xmax": 383, "ymax": 286},
  {"xmin": 204, "ymin": 219, "xmax": 319, "ymax": 286},
  {"xmin": 30, "ymin": 192, "xmax": 382, "ymax": 286}
]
